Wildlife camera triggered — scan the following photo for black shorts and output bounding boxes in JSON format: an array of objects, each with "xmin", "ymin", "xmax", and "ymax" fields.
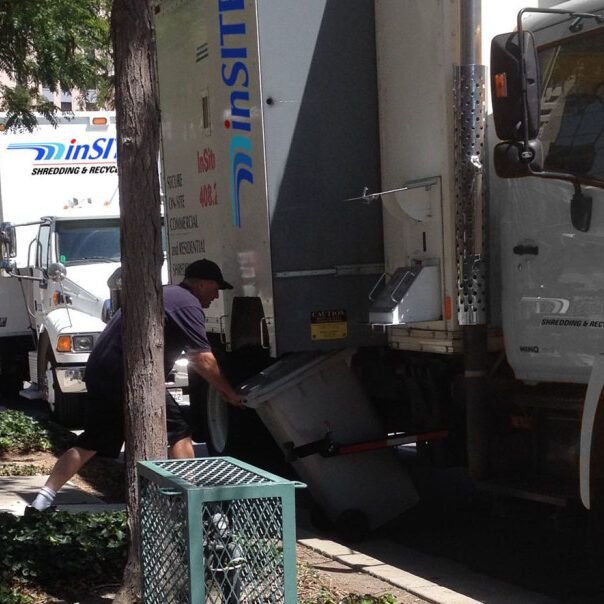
[{"xmin": 76, "ymin": 389, "xmax": 192, "ymax": 458}]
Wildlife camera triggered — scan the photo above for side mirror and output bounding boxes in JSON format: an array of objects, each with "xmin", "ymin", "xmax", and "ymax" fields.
[
  {"xmin": 106, "ymin": 266, "xmax": 122, "ymax": 319},
  {"xmin": 491, "ymin": 31, "xmax": 541, "ymax": 141},
  {"xmin": 0, "ymin": 222, "xmax": 17, "ymax": 260},
  {"xmin": 47, "ymin": 262, "xmax": 67, "ymax": 282},
  {"xmin": 493, "ymin": 140, "xmax": 543, "ymax": 178}
]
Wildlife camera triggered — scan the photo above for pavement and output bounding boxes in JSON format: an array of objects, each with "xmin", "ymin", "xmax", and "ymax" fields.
[{"xmin": 0, "ymin": 474, "xmax": 558, "ymax": 604}]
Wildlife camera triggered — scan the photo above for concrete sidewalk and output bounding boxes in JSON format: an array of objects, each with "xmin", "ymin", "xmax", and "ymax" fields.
[
  {"xmin": 0, "ymin": 475, "xmax": 124, "ymax": 515},
  {"xmin": 0, "ymin": 475, "xmax": 558, "ymax": 604}
]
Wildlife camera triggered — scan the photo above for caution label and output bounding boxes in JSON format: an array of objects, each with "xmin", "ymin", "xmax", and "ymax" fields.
[{"xmin": 311, "ymin": 309, "xmax": 347, "ymax": 341}]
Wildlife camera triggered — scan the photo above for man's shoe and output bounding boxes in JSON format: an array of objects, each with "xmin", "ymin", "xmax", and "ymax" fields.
[{"xmin": 23, "ymin": 505, "xmax": 57, "ymax": 518}]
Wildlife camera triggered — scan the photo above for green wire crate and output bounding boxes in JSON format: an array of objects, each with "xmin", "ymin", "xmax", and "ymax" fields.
[{"xmin": 138, "ymin": 457, "xmax": 303, "ymax": 603}]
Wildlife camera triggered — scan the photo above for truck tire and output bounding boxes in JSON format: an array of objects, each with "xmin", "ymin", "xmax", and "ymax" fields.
[
  {"xmin": 37, "ymin": 335, "xmax": 84, "ymax": 428},
  {"xmin": 203, "ymin": 383, "xmax": 239, "ymax": 456},
  {"xmin": 188, "ymin": 339, "xmax": 287, "ymax": 472},
  {"xmin": 0, "ymin": 338, "xmax": 30, "ymax": 398}
]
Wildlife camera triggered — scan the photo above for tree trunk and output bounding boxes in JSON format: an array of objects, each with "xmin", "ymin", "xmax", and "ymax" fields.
[{"xmin": 111, "ymin": 1, "xmax": 166, "ymax": 601}]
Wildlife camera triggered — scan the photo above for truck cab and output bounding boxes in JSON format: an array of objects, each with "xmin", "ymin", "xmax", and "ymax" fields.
[{"xmin": 23, "ymin": 215, "xmax": 121, "ymax": 424}]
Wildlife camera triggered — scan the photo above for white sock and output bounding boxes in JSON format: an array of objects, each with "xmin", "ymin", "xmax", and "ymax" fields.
[{"xmin": 31, "ymin": 486, "xmax": 56, "ymax": 511}]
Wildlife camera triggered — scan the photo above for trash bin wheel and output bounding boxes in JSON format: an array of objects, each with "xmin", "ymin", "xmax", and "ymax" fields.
[
  {"xmin": 310, "ymin": 502, "xmax": 334, "ymax": 533},
  {"xmin": 335, "ymin": 509, "xmax": 370, "ymax": 543}
]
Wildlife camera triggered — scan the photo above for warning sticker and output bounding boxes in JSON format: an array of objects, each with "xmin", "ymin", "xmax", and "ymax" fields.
[{"xmin": 311, "ymin": 309, "xmax": 347, "ymax": 341}]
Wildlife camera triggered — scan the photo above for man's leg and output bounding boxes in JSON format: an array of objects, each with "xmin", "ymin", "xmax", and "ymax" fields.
[
  {"xmin": 165, "ymin": 390, "xmax": 195, "ymax": 459},
  {"xmin": 31, "ymin": 446, "xmax": 97, "ymax": 510},
  {"xmin": 169, "ymin": 436, "xmax": 195, "ymax": 459}
]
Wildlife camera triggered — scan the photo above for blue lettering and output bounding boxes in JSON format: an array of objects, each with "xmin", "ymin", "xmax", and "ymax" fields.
[
  {"xmin": 219, "ymin": 15, "xmax": 246, "ymax": 47},
  {"xmin": 219, "ymin": 0, "xmax": 244, "ymax": 10},
  {"xmin": 221, "ymin": 61, "xmax": 249, "ymax": 87},
  {"xmin": 89, "ymin": 138, "xmax": 106, "ymax": 160},
  {"xmin": 230, "ymin": 91, "xmax": 250, "ymax": 119},
  {"xmin": 232, "ymin": 121, "xmax": 251, "ymax": 131},
  {"xmin": 219, "ymin": 0, "xmax": 253, "ymax": 227},
  {"xmin": 102, "ymin": 138, "xmax": 116, "ymax": 160},
  {"xmin": 72, "ymin": 144, "xmax": 90, "ymax": 160}
]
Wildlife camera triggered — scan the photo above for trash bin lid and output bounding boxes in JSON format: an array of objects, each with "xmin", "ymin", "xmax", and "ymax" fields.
[{"xmin": 238, "ymin": 351, "xmax": 341, "ymax": 407}]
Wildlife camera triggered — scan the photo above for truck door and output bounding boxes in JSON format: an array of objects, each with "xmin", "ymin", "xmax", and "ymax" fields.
[
  {"xmin": 500, "ymin": 26, "xmax": 604, "ymax": 385},
  {"xmin": 32, "ymin": 221, "xmax": 53, "ymax": 320}
]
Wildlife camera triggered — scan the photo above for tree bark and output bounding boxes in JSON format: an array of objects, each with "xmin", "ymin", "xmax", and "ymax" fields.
[{"xmin": 111, "ymin": 1, "xmax": 166, "ymax": 601}]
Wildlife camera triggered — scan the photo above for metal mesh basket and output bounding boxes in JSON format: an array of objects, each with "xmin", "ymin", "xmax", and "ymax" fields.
[{"xmin": 138, "ymin": 457, "xmax": 301, "ymax": 603}]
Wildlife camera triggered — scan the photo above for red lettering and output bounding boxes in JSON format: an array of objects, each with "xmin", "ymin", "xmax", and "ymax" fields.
[
  {"xmin": 197, "ymin": 147, "xmax": 216, "ymax": 174},
  {"xmin": 199, "ymin": 182, "xmax": 218, "ymax": 206}
]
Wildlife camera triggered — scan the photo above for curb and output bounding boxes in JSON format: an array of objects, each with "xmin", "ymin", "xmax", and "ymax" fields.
[
  {"xmin": 296, "ymin": 528, "xmax": 558, "ymax": 604},
  {"xmin": 297, "ymin": 529, "xmax": 480, "ymax": 604}
]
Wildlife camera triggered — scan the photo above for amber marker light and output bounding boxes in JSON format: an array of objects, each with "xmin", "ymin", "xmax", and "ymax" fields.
[
  {"xmin": 56, "ymin": 336, "xmax": 72, "ymax": 352},
  {"xmin": 494, "ymin": 73, "xmax": 508, "ymax": 98},
  {"xmin": 444, "ymin": 296, "xmax": 452, "ymax": 321},
  {"xmin": 92, "ymin": 117, "xmax": 108, "ymax": 125}
]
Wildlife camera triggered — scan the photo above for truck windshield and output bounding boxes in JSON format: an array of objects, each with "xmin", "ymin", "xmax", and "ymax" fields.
[
  {"xmin": 538, "ymin": 28, "xmax": 604, "ymax": 184},
  {"xmin": 55, "ymin": 219, "xmax": 121, "ymax": 266}
]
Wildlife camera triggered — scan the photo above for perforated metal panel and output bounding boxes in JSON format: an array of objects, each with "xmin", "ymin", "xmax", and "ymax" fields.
[
  {"xmin": 454, "ymin": 64, "xmax": 488, "ymax": 326},
  {"xmin": 138, "ymin": 457, "xmax": 300, "ymax": 603}
]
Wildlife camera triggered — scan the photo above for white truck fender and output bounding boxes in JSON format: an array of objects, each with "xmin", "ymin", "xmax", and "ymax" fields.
[
  {"xmin": 44, "ymin": 306, "xmax": 107, "ymax": 337},
  {"xmin": 42, "ymin": 307, "xmax": 106, "ymax": 363},
  {"xmin": 580, "ymin": 353, "xmax": 604, "ymax": 510}
]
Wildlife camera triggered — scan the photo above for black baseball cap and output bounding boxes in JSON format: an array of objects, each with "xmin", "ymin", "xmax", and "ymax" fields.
[{"xmin": 184, "ymin": 259, "xmax": 233, "ymax": 289}]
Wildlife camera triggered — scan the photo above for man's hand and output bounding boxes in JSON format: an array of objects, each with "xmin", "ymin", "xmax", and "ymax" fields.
[
  {"xmin": 223, "ymin": 391, "xmax": 245, "ymax": 408},
  {"xmin": 190, "ymin": 351, "xmax": 245, "ymax": 408}
]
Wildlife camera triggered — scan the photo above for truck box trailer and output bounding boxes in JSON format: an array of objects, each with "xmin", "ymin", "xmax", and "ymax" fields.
[{"xmin": 155, "ymin": 0, "xmax": 604, "ymax": 536}]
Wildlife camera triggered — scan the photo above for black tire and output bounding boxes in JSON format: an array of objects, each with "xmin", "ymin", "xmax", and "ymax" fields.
[
  {"xmin": 202, "ymin": 382, "xmax": 243, "ymax": 457},
  {"xmin": 310, "ymin": 502, "xmax": 334, "ymax": 533},
  {"xmin": 189, "ymin": 341, "xmax": 287, "ymax": 472},
  {"xmin": 335, "ymin": 509, "xmax": 370, "ymax": 543},
  {"xmin": 37, "ymin": 334, "xmax": 85, "ymax": 428},
  {"xmin": 0, "ymin": 337, "xmax": 30, "ymax": 398}
]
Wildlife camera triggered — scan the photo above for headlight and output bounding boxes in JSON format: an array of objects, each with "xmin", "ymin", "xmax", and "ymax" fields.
[{"xmin": 72, "ymin": 335, "xmax": 94, "ymax": 352}]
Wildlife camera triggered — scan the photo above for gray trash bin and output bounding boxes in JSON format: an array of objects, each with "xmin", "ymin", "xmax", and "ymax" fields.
[{"xmin": 239, "ymin": 350, "xmax": 419, "ymax": 536}]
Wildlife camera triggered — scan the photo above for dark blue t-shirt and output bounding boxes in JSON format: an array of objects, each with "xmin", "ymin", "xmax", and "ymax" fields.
[{"xmin": 85, "ymin": 284, "xmax": 211, "ymax": 394}]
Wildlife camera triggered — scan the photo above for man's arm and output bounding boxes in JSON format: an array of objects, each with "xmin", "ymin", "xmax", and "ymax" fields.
[{"xmin": 188, "ymin": 351, "xmax": 244, "ymax": 407}]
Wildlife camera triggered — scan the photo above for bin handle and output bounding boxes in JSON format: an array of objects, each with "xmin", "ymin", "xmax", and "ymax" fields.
[
  {"xmin": 292, "ymin": 481, "xmax": 307, "ymax": 489},
  {"xmin": 368, "ymin": 273, "xmax": 387, "ymax": 301},
  {"xmin": 390, "ymin": 270, "xmax": 414, "ymax": 303},
  {"xmin": 158, "ymin": 488, "xmax": 181, "ymax": 497},
  {"xmin": 260, "ymin": 317, "xmax": 269, "ymax": 349}
]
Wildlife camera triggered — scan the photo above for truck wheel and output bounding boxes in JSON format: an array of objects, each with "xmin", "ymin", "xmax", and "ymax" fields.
[
  {"xmin": 38, "ymin": 337, "xmax": 84, "ymax": 428},
  {"xmin": 204, "ymin": 384, "xmax": 236, "ymax": 456},
  {"xmin": 201, "ymin": 381, "xmax": 288, "ymax": 474},
  {"xmin": 0, "ymin": 338, "xmax": 30, "ymax": 398}
]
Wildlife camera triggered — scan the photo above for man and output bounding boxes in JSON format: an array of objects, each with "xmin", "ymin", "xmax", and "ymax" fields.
[{"xmin": 30, "ymin": 259, "xmax": 242, "ymax": 512}]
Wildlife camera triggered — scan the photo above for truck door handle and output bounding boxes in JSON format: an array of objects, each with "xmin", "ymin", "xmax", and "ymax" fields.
[{"xmin": 513, "ymin": 245, "xmax": 539, "ymax": 255}]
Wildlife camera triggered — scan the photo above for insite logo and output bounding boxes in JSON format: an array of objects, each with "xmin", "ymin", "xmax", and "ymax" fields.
[
  {"xmin": 7, "ymin": 137, "xmax": 117, "ymax": 163},
  {"xmin": 219, "ymin": 0, "xmax": 253, "ymax": 228}
]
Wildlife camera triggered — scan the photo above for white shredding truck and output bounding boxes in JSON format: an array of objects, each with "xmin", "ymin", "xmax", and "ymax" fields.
[
  {"xmin": 155, "ymin": 0, "xmax": 604, "ymax": 539},
  {"xmin": 0, "ymin": 113, "xmax": 122, "ymax": 425}
]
